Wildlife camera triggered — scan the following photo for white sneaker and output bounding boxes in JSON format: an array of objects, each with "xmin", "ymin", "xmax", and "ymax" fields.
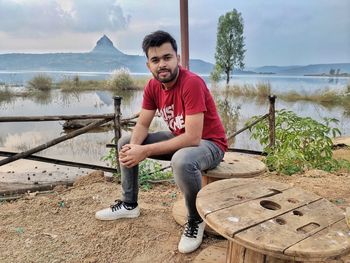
[
  {"xmin": 95, "ymin": 200, "xmax": 140, "ymax": 221},
  {"xmin": 178, "ymin": 219, "xmax": 205, "ymax": 254}
]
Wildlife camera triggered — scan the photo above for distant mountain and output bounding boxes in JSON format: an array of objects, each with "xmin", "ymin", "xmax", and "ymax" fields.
[
  {"xmin": 90, "ymin": 35, "xmax": 124, "ymax": 56},
  {"xmin": 1, "ymin": 36, "xmax": 348, "ymax": 76},
  {"xmin": 0, "ymin": 35, "xmax": 213, "ymax": 74},
  {"xmin": 253, "ymin": 63, "xmax": 350, "ymax": 75}
]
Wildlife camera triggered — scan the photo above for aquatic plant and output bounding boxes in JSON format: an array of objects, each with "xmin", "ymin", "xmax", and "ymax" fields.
[
  {"xmin": 27, "ymin": 74, "xmax": 53, "ymax": 91},
  {"xmin": 107, "ymin": 68, "xmax": 134, "ymax": 90}
]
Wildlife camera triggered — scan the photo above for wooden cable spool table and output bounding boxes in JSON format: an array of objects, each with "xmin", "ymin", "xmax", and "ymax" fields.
[
  {"xmin": 194, "ymin": 178, "xmax": 350, "ymax": 263},
  {"xmin": 172, "ymin": 152, "xmax": 266, "ymax": 235}
]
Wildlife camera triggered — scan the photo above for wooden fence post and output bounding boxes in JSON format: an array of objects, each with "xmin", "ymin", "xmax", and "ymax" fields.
[
  {"xmin": 268, "ymin": 95, "xmax": 276, "ymax": 148},
  {"xmin": 113, "ymin": 96, "xmax": 122, "ymax": 173}
]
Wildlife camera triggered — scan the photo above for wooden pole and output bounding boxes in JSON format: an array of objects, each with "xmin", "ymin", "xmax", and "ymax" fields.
[
  {"xmin": 0, "ymin": 118, "xmax": 111, "ymax": 167},
  {"xmin": 113, "ymin": 96, "xmax": 122, "ymax": 173},
  {"xmin": 268, "ymin": 95, "xmax": 276, "ymax": 148},
  {"xmin": 180, "ymin": 0, "xmax": 189, "ymax": 69}
]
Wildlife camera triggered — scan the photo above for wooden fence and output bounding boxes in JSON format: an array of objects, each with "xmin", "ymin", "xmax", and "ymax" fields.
[
  {"xmin": 0, "ymin": 96, "xmax": 138, "ymax": 174},
  {"xmin": 0, "ymin": 95, "xmax": 276, "ymax": 174}
]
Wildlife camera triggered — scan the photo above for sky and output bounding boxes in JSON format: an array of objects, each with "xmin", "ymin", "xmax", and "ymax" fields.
[{"xmin": 0, "ymin": 0, "xmax": 349, "ymax": 67}]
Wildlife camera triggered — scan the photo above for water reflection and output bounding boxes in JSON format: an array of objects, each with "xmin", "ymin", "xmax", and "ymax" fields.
[
  {"xmin": 0, "ymin": 89, "xmax": 349, "ymax": 164},
  {"xmin": 214, "ymin": 96, "xmax": 240, "ymax": 146}
]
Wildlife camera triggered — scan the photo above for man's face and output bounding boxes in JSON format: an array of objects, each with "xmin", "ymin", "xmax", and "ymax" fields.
[{"xmin": 146, "ymin": 42, "xmax": 180, "ymax": 84}]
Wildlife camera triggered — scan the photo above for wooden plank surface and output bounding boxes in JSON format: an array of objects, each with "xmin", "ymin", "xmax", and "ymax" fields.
[
  {"xmin": 203, "ymin": 152, "xmax": 266, "ymax": 178},
  {"xmin": 234, "ymin": 198, "xmax": 345, "ymax": 258},
  {"xmin": 196, "ymin": 178, "xmax": 350, "ymax": 261},
  {"xmin": 285, "ymin": 219, "xmax": 350, "ymax": 260},
  {"xmin": 204, "ymin": 187, "xmax": 321, "ymax": 238},
  {"xmin": 197, "ymin": 179, "xmax": 290, "ymax": 218}
]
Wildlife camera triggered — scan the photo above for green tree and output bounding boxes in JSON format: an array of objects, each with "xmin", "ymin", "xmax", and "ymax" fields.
[{"xmin": 214, "ymin": 9, "xmax": 246, "ymax": 84}]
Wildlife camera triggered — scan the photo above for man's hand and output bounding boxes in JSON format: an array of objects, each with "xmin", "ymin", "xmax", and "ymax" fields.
[{"xmin": 119, "ymin": 144, "xmax": 148, "ymax": 168}]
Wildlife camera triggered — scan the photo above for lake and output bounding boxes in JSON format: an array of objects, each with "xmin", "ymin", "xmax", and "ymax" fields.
[{"xmin": 0, "ymin": 71, "xmax": 349, "ymax": 168}]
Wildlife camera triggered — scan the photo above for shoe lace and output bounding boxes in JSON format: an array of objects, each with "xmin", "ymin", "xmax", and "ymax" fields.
[
  {"xmin": 110, "ymin": 199, "xmax": 124, "ymax": 212},
  {"xmin": 184, "ymin": 219, "xmax": 200, "ymax": 238}
]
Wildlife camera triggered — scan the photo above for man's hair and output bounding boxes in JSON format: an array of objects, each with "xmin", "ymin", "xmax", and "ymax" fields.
[{"xmin": 142, "ymin": 30, "xmax": 177, "ymax": 57}]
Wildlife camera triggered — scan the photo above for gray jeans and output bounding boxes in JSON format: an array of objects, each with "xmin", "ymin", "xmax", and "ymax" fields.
[{"xmin": 118, "ymin": 131, "xmax": 224, "ymax": 221}]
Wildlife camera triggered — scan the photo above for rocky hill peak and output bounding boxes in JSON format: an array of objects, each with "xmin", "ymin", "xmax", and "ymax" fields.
[{"xmin": 91, "ymin": 35, "xmax": 124, "ymax": 55}]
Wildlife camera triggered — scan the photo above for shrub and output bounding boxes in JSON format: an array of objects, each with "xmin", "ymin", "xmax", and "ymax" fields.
[
  {"xmin": 27, "ymin": 74, "xmax": 53, "ymax": 91},
  {"xmin": 107, "ymin": 68, "xmax": 134, "ymax": 90},
  {"xmin": 247, "ymin": 109, "xmax": 350, "ymax": 175}
]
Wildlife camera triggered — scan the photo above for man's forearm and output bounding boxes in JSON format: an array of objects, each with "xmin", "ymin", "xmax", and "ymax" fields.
[{"xmin": 129, "ymin": 123, "xmax": 149, "ymax": 145}]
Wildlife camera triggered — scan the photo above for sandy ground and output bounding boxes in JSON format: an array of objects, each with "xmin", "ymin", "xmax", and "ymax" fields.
[
  {"xmin": 0, "ymin": 167, "xmax": 349, "ymax": 263},
  {"xmin": 0, "ymin": 139, "xmax": 349, "ymax": 262}
]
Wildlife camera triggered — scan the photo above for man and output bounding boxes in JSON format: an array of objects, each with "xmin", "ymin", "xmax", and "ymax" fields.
[{"xmin": 95, "ymin": 30, "xmax": 227, "ymax": 254}]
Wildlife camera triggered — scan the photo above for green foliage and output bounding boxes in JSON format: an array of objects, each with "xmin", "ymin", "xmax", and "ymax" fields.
[
  {"xmin": 101, "ymin": 147, "xmax": 119, "ymax": 173},
  {"xmin": 210, "ymin": 65, "xmax": 222, "ymax": 83},
  {"xmin": 214, "ymin": 9, "xmax": 246, "ymax": 84},
  {"xmin": 138, "ymin": 159, "xmax": 172, "ymax": 190},
  {"xmin": 107, "ymin": 68, "xmax": 134, "ymax": 90},
  {"xmin": 101, "ymin": 147, "xmax": 172, "ymax": 190},
  {"xmin": 247, "ymin": 109, "xmax": 349, "ymax": 175},
  {"xmin": 27, "ymin": 74, "xmax": 53, "ymax": 91}
]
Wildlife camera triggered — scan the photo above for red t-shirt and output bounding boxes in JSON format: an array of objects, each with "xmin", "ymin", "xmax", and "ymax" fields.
[{"xmin": 142, "ymin": 67, "xmax": 228, "ymax": 152}]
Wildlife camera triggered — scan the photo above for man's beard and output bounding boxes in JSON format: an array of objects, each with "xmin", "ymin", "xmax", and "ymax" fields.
[{"xmin": 153, "ymin": 66, "xmax": 179, "ymax": 83}]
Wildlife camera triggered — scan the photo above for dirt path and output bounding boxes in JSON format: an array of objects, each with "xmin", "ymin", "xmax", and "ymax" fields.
[{"xmin": 1, "ymin": 170, "xmax": 350, "ymax": 263}]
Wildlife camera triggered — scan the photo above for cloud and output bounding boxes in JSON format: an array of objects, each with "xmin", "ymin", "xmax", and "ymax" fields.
[{"xmin": 0, "ymin": 0, "xmax": 129, "ymax": 37}]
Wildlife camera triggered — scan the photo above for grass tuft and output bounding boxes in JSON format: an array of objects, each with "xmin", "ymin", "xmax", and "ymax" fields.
[{"xmin": 27, "ymin": 74, "xmax": 53, "ymax": 91}]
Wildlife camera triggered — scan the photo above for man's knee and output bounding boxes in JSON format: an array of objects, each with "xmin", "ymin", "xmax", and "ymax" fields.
[
  {"xmin": 117, "ymin": 135, "xmax": 131, "ymax": 150},
  {"xmin": 171, "ymin": 149, "xmax": 197, "ymax": 175}
]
